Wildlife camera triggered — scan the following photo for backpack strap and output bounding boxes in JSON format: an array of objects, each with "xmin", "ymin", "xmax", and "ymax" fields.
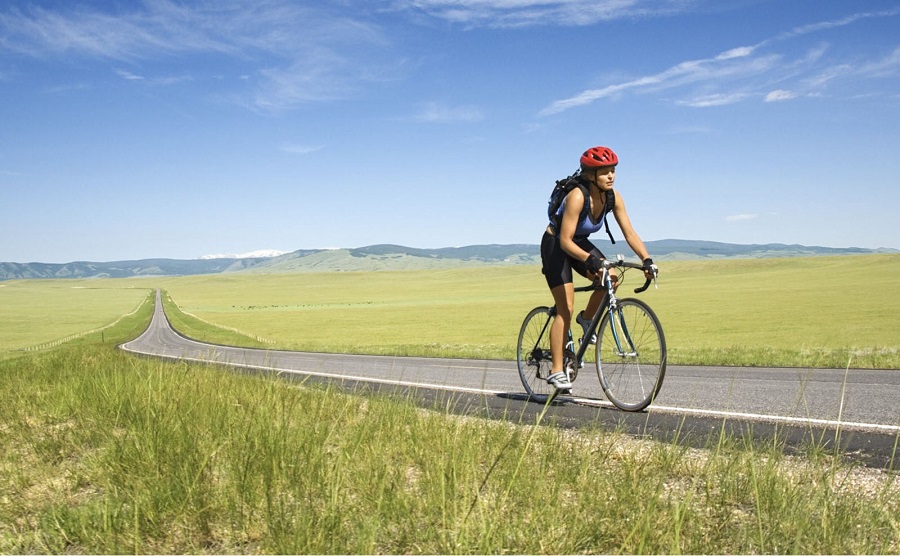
[
  {"xmin": 570, "ymin": 179, "xmax": 592, "ymax": 226},
  {"xmin": 603, "ymin": 188, "xmax": 616, "ymax": 244}
]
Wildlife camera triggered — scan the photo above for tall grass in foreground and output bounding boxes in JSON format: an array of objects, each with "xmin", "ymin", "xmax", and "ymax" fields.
[{"xmin": 2, "ymin": 343, "xmax": 897, "ymax": 553}]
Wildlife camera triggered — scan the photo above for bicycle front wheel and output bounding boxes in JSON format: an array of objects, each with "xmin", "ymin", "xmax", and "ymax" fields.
[
  {"xmin": 595, "ymin": 298, "xmax": 666, "ymax": 411},
  {"xmin": 516, "ymin": 306, "xmax": 556, "ymax": 399}
]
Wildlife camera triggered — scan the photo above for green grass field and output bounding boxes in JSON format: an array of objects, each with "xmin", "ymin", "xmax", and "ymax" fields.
[
  {"xmin": 0, "ymin": 281, "xmax": 149, "ymax": 354},
  {"xmin": 2, "ymin": 254, "xmax": 899, "ymax": 368},
  {"xmin": 155, "ymin": 254, "xmax": 900, "ymax": 368}
]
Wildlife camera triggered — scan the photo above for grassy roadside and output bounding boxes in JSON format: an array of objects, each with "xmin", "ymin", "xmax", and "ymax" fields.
[
  {"xmin": 160, "ymin": 290, "xmax": 273, "ymax": 349},
  {"xmin": 1, "ymin": 304, "xmax": 898, "ymax": 553}
]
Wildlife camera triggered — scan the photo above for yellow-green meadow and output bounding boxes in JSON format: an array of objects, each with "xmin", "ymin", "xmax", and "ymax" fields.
[
  {"xmin": 0, "ymin": 281, "xmax": 149, "ymax": 354},
  {"xmin": 3, "ymin": 254, "xmax": 899, "ymax": 368},
  {"xmin": 159, "ymin": 253, "xmax": 900, "ymax": 368}
]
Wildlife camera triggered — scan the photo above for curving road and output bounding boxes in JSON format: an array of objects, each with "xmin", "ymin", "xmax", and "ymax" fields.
[{"xmin": 122, "ymin": 291, "xmax": 900, "ymax": 467}]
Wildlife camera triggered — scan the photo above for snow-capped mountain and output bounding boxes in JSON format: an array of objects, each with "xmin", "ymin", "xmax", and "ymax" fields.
[{"xmin": 200, "ymin": 250, "xmax": 286, "ymax": 260}]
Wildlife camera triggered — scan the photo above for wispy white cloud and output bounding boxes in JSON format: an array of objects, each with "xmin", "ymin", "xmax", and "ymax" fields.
[
  {"xmin": 773, "ymin": 7, "xmax": 900, "ymax": 43},
  {"xmin": 725, "ymin": 213, "xmax": 759, "ymax": 222},
  {"xmin": 726, "ymin": 212, "xmax": 777, "ymax": 222},
  {"xmin": 802, "ymin": 64, "xmax": 851, "ymax": 89},
  {"xmin": 715, "ymin": 46, "xmax": 757, "ymax": 61},
  {"xmin": 764, "ymin": 89, "xmax": 797, "ymax": 103},
  {"xmin": 539, "ymin": 45, "xmax": 772, "ymax": 115},
  {"xmin": 280, "ymin": 144, "xmax": 325, "ymax": 155},
  {"xmin": 677, "ymin": 92, "xmax": 751, "ymax": 108},
  {"xmin": 0, "ymin": 1, "xmax": 395, "ymax": 110},
  {"xmin": 115, "ymin": 67, "xmax": 195, "ymax": 87},
  {"xmin": 0, "ymin": 1, "xmax": 380, "ymax": 59},
  {"xmin": 540, "ymin": 8, "xmax": 900, "ymax": 115},
  {"xmin": 391, "ymin": 0, "xmax": 694, "ymax": 28},
  {"xmin": 255, "ymin": 50, "xmax": 358, "ymax": 108},
  {"xmin": 115, "ymin": 69, "xmax": 145, "ymax": 81},
  {"xmin": 857, "ymin": 46, "xmax": 900, "ymax": 79}
]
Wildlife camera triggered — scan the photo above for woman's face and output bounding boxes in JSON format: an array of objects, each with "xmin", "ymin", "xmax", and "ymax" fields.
[{"xmin": 591, "ymin": 166, "xmax": 616, "ymax": 190}]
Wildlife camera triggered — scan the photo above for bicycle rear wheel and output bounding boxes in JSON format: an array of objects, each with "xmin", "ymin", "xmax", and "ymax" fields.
[
  {"xmin": 595, "ymin": 298, "xmax": 666, "ymax": 411},
  {"xmin": 516, "ymin": 306, "xmax": 556, "ymax": 399}
]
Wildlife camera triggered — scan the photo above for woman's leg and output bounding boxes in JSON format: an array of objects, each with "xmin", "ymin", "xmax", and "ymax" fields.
[
  {"xmin": 580, "ymin": 269, "xmax": 617, "ymax": 322},
  {"xmin": 540, "ymin": 229, "xmax": 577, "ymax": 387},
  {"xmin": 549, "ymin": 282, "xmax": 574, "ymax": 374}
]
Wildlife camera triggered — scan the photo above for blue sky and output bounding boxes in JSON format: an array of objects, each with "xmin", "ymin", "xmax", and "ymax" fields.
[{"xmin": 1, "ymin": 0, "xmax": 899, "ymax": 263}]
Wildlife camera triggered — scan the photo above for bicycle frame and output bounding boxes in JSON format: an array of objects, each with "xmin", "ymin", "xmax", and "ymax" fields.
[{"xmin": 570, "ymin": 256, "xmax": 654, "ymax": 368}]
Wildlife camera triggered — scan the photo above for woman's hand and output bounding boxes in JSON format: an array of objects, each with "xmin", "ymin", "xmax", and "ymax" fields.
[
  {"xmin": 585, "ymin": 253, "xmax": 603, "ymax": 279},
  {"xmin": 642, "ymin": 258, "xmax": 658, "ymax": 280}
]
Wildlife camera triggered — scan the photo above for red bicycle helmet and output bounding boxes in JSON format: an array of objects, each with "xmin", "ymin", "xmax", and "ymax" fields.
[{"xmin": 580, "ymin": 146, "xmax": 618, "ymax": 168}]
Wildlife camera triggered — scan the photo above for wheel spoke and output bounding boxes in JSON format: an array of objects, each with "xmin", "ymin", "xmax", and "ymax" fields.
[{"xmin": 595, "ymin": 299, "xmax": 666, "ymax": 411}]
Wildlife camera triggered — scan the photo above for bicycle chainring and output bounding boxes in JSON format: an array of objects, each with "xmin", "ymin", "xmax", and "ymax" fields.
[{"xmin": 564, "ymin": 349, "xmax": 578, "ymax": 382}]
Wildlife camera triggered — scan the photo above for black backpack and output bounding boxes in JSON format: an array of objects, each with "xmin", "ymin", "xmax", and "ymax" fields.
[{"xmin": 547, "ymin": 172, "xmax": 616, "ymax": 243}]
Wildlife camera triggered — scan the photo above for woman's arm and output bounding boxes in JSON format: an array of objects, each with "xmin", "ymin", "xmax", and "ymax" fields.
[
  {"xmin": 611, "ymin": 190, "xmax": 651, "ymax": 261},
  {"xmin": 558, "ymin": 187, "xmax": 591, "ymax": 262}
]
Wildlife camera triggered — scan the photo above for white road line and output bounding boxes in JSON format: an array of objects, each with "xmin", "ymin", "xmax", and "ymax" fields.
[
  {"xmin": 560, "ymin": 396, "xmax": 900, "ymax": 433},
  {"xmin": 648, "ymin": 403, "xmax": 900, "ymax": 433}
]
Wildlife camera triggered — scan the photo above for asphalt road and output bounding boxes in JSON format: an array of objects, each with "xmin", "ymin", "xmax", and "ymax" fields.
[{"xmin": 121, "ymin": 291, "xmax": 900, "ymax": 468}]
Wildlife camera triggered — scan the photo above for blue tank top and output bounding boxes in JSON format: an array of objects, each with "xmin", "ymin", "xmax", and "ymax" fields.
[{"xmin": 553, "ymin": 189, "xmax": 611, "ymax": 239}]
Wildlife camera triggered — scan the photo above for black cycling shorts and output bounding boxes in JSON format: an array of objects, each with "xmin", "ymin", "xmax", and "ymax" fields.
[{"xmin": 541, "ymin": 231, "xmax": 606, "ymax": 289}]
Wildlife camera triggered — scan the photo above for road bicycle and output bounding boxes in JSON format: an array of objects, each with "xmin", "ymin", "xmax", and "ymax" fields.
[{"xmin": 516, "ymin": 255, "xmax": 667, "ymax": 411}]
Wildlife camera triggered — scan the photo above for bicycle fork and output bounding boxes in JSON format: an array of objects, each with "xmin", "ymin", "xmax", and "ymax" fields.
[
  {"xmin": 608, "ymin": 301, "xmax": 640, "ymax": 358},
  {"xmin": 576, "ymin": 287, "xmax": 640, "ymax": 366}
]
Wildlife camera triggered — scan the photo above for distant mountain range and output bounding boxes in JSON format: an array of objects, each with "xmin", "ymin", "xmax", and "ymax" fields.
[{"xmin": 1, "ymin": 240, "xmax": 896, "ymax": 280}]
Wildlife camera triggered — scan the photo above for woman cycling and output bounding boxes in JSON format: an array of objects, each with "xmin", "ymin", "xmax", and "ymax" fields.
[{"xmin": 541, "ymin": 146, "xmax": 657, "ymax": 393}]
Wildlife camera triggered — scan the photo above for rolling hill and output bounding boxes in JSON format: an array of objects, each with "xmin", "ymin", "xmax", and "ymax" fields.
[{"xmin": 1, "ymin": 240, "xmax": 895, "ymax": 280}]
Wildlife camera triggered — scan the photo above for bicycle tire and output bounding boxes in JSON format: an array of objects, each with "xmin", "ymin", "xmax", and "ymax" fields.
[
  {"xmin": 595, "ymin": 298, "xmax": 666, "ymax": 411},
  {"xmin": 516, "ymin": 306, "xmax": 557, "ymax": 399}
]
